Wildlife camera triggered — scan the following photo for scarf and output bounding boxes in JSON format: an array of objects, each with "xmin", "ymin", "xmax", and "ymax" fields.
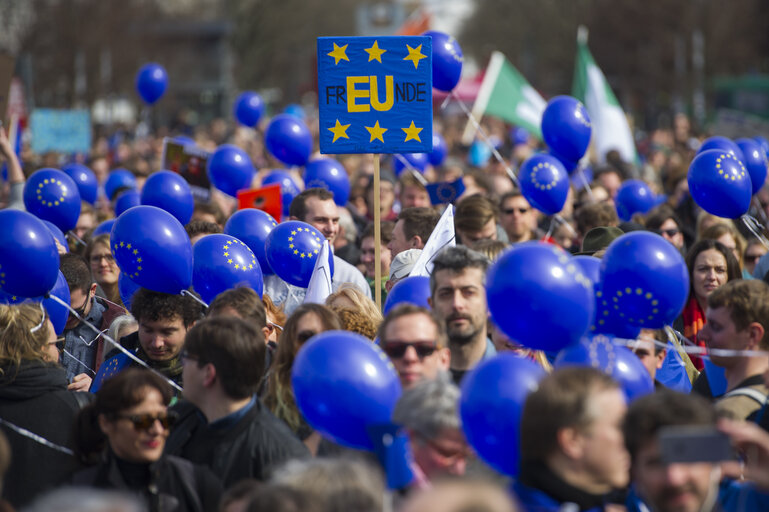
[{"xmin": 682, "ymin": 296, "xmax": 706, "ymax": 370}]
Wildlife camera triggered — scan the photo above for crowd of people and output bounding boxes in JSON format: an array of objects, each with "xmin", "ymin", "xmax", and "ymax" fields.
[{"xmin": 3, "ymin": 103, "xmax": 769, "ymax": 512}]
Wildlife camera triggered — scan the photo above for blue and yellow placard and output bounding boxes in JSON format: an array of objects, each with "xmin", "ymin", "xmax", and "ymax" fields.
[{"xmin": 317, "ymin": 36, "xmax": 432, "ymax": 155}]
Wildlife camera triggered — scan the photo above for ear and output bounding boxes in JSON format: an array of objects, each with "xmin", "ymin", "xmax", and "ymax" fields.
[
  {"xmin": 97, "ymin": 414, "xmax": 113, "ymax": 437},
  {"xmin": 655, "ymin": 349, "xmax": 667, "ymax": 369},
  {"xmin": 89, "ymin": 283, "xmax": 98, "ymax": 297},
  {"xmin": 747, "ymin": 322, "xmax": 765, "ymax": 350},
  {"xmin": 261, "ymin": 326, "xmax": 271, "ymax": 345},
  {"xmin": 203, "ymin": 363, "xmax": 217, "ymax": 388},
  {"xmin": 409, "ymin": 235, "xmax": 422, "ymax": 249},
  {"xmin": 427, "ymin": 296, "xmax": 433, "ymax": 309},
  {"xmin": 438, "ymin": 347, "xmax": 451, "ymax": 370},
  {"xmin": 557, "ymin": 427, "xmax": 584, "ymax": 460}
]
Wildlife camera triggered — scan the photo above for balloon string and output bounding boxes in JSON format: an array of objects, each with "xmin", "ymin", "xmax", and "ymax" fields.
[
  {"xmin": 61, "ymin": 348, "xmax": 97, "ymax": 376},
  {"xmin": 554, "ymin": 214, "xmax": 578, "ymax": 239},
  {"xmin": 66, "ymin": 230, "xmax": 87, "ymax": 247},
  {"xmin": 604, "ymin": 330, "xmax": 769, "ymax": 359},
  {"xmin": 180, "ymin": 289, "xmax": 209, "ymax": 309},
  {"xmin": 393, "ymin": 154, "xmax": 428, "ymax": 186},
  {"xmin": 544, "ymin": 217, "xmax": 556, "ymax": 241},
  {"xmin": 578, "ymin": 165, "xmax": 594, "ymax": 201},
  {"xmin": 448, "ymin": 90, "xmax": 521, "ymax": 188},
  {"xmin": 439, "ymin": 94, "xmax": 452, "ymax": 111},
  {"xmin": 741, "ymin": 215, "xmax": 769, "ymax": 251},
  {"xmin": 751, "ymin": 196, "xmax": 769, "ymax": 227},
  {"xmin": 0, "ymin": 416, "xmax": 74, "ymax": 456},
  {"xmin": 46, "ymin": 294, "xmax": 183, "ymax": 393}
]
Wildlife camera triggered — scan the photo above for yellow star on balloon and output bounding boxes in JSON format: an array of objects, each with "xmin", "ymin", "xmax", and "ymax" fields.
[
  {"xmin": 365, "ymin": 121, "xmax": 387, "ymax": 143},
  {"xmin": 327, "ymin": 42, "xmax": 349, "ymax": 65},
  {"xmin": 328, "ymin": 119, "xmax": 350, "ymax": 143},
  {"xmin": 403, "ymin": 44, "xmax": 426, "ymax": 70},
  {"xmin": 364, "ymin": 40, "xmax": 386, "ymax": 63},
  {"xmin": 401, "ymin": 121, "xmax": 423, "ymax": 142}
]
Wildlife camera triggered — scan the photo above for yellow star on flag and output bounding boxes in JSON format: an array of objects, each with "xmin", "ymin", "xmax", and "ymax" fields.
[
  {"xmin": 403, "ymin": 44, "xmax": 427, "ymax": 69},
  {"xmin": 365, "ymin": 121, "xmax": 387, "ymax": 143},
  {"xmin": 364, "ymin": 40, "xmax": 386, "ymax": 63},
  {"xmin": 402, "ymin": 121, "xmax": 423, "ymax": 142},
  {"xmin": 328, "ymin": 119, "xmax": 350, "ymax": 143},
  {"xmin": 327, "ymin": 42, "xmax": 349, "ymax": 65}
]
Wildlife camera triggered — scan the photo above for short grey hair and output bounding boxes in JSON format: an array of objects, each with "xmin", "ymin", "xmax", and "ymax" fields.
[
  {"xmin": 108, "ymin": 314, "xmax": 137, "ymax": 344},
  {"xmin": 429, "ymin": 245, "xmax": 490, "ymax": 296},
  {"xmin": 392, "ymin": 371, "xmax": 461, "ymax": 439},
  {"xmin": 23, "ymin": 488, "xmax": 145, "ymax": 512}
]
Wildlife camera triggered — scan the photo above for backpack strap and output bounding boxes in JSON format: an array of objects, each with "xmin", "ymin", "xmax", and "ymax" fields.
[{"xmin": 722, "ymin": 387, "xmax": 767, "ymax": 406}]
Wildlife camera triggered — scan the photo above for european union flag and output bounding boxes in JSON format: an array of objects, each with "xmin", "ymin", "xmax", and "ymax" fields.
[
  {"xmin": 426, "ymin": 177, "xmax": 465, "ymax": 205},
  {"xmin": 90, "ymin": 352, "xmax": 131, "ymax": 392},
  {"xmin": 317, "ymin": 36, "xmax": 432, "ymax": 155}
]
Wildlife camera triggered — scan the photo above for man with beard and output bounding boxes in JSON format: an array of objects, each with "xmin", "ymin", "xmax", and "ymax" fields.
[{"xmin": 428, "ymin": 246, "xmax": 495, "ymax": 385}]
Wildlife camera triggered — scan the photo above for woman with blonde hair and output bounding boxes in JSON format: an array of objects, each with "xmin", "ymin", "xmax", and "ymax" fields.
[
  {"xmin": 699, "ymin": 222, "xmax": 746, "ymax": 272},
  {"xmin": 325, "ymin": 283, "xmax": 383, "ymax": 324},
  {"xmin": 0, "ymin": 303, "xmax": 85, "ymax": 508}
]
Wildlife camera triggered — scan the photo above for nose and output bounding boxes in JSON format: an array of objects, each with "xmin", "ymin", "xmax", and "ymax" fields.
[
  {"xmin": 402, "ymin": 345, "xmax": 419, "ymax": 363},
  {"xmin": 148, "ymin": 335, "xmax": 165, "ymax": 349},
  {"xmin": 148, "ymin": 418, "xmax": 165, "ymax": 435},
  {"xmin": 664, "ymin": 463, "xmax": 689, "ymax": 486}
]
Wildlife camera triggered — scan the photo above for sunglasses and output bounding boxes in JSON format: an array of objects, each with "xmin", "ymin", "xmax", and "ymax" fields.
[
  {"xmin": 657, "ymin": 228, "xmax": 680, "ymax": 237},
  {"xmin": 297, "ymin": 330, "xmax": 318, "ymax": 344},
  {"xmin": 382, "ymin": 341, "xmax": 438, "ymax": 359},
  {"xmin": 503, "ymin": 208, "xmax": 530, "ymax": 215},
  {"xmin": 68, "ymin": 294, "xmax": 91, "ymax": 320},
  {"xmin": 745, "ymin": 254, "xmax": 765, "ymax": 263},
  {"xmin": 115, "ymin": 411, "xmax": 179, "ymax": 431}
]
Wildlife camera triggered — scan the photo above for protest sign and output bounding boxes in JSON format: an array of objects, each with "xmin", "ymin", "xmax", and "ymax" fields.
[
  {"xmin": 161, "ymin": 137, "xmax": 211, "ymax": 201},
  {"xmin": 30, "ymin": 109, "xmax": 91, "ymax": 154}
]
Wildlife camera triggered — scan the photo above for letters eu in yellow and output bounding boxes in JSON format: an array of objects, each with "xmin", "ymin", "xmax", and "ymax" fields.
[{"xmin": 324, "ymin": 77, "xmax": 428, "ymax": 112}]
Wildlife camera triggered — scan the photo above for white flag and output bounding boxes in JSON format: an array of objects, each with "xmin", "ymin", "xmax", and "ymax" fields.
[
  {"xmin": 303, "ymin": 240, "xmax": 333, "ymax": 304},
  {"xmin": 409, "ymin": 205, "xmax": 456, "ymax": 277}
]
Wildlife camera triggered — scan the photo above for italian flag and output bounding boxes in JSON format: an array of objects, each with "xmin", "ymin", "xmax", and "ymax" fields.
[
  {"xmin": 572, "ymin": 26, "xmax": 638, "ymax": 164},
  {"xmin": 462, "ymin": 51, "xmax": 546, "ymax": 144}
]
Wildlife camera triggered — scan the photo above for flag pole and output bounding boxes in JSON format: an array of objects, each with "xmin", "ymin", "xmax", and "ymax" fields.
[{"xmin": 374, "ymin": 154, "xmax": 382, "ymax": 310}]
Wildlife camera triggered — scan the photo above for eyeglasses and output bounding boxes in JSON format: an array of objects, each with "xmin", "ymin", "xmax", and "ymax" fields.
[
  {"xmin": 296, "ymin": 330, "xmax": 318, "ymax": 344},
  {"xmin": 114, "ymin": 411, "xmax": 179, "ymax": 431},
  {"xmin": 50, "ymin": 337, "xmax": 66, "ymax": 352},
  {"xmin": 745, "ymin": 253, "xmax": 765, "ymax": 263},
  {"xmin": 266, "ymin": 322, "xmax": 284, "ymax": 334},
  {"xmin": 656, "ymin": 228, "xmax": 680, "ymax": 237},
  {"xmin": 503, "ymin": 208, "xmax": 530, "ymax": 215},
  {"xmin": 382, "ymin": 341, "xmax": 438, "ymax": 359},
  {"xmin": 90, "ymin": 253, "xmax": 115, "ymax": 264}
]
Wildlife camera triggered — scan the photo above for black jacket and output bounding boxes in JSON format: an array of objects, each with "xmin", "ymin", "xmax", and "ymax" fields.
[
  {"xmin": 164, "ymin": 398, "xmax": 310, "ymax": 488},
  {"xmin": 72, "ymin": 452, "xmax": 221, "ymax": 512},
  {"xmin": 0, "ymin": 362, "xmax": 90, "ymax": 508},
  {"xmin": 105, "ymin": 331, "xmax": 183, "ymax": 390}
]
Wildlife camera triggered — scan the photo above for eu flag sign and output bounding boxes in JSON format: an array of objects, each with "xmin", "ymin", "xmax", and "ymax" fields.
[{"xmin": 318, "ymin": 36, "xmax": 433, "ymax": 155}]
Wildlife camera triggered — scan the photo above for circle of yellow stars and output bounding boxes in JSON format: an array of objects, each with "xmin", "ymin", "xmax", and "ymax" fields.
[
  {"xmin": 574, "ymin": 102, "xmax": 591, "ymax": 128},
  {"xmin": 715, "ymin": 153, "xmax": 747, "ymax": 182},
  {"xmin": 587, "ymin": 335, "xmax": 617, "ymax": 374},
  {"xmin": 553, "ymin": 247, "xmax": 593, "ymax": 291},
  {"xmin": 0, "ymin": 263, "xmax": 5, "ymax": 288},
  {"xmin": 596, "ymin": 285, "xmax": 661, "ymax": 326},
  {"xmin": 222, "ymin": 238, "xmax": 258, "ymax": 272},
  {"xmin": 325, "ymin": 39, "xmax": 427, "ymax": 146},
  {"xmin": 288, "ymin": 227, "xmax": 322, "ymax": 260},
  {"xmin": 530, "ymin": 161, "xmax": 560, "ymax": 191},
  {"xmin": 111, "ymin": 240, "xmax": 144, "ymax": 280},
  {"xmin": 36, "ymin": 178, "xmax": 68, "ymax": 207}
]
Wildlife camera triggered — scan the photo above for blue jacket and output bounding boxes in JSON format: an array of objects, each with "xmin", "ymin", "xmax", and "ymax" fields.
[
  {"xmin": 513, "ymin": 481, "xmax": 607, "ymax": 512},
  {"xmin": 626, "ymin": 481, "xmax": 769, "ymax": 512}
]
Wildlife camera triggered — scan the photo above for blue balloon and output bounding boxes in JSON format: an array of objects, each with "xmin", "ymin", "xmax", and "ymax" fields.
[
  {"xmin": 42, "ymin": 220, "xmax": 68, "ymax": 253},
  {"xmin": 459, "ymin": 354, "xmax": 546, "ymax": 477},
  {"xmin": 140, "ymin": 171, "xmax": 194, "ymax": 225},
  {"xmin": 224, "ymin": 209, "xmax": 278, "ymax": 276},
  {"xmin": 265, "ymin": 114, "xmax": 312, "ymax": 167},
  {"xmin": 114, "ymin": 190, "xmax": 141, "ymax": 217},
  {"xmin": 207, "ymin": 144, "xmax": 256, "ymax": 198},
  {"xmin": 62, "ymin": 163, "xmax": 98, "ymax": 204},
  {"xmin": 688, "ymin": 148, "xmax": 752, "ymax": 219},
  {"xmin": 486, "ymin": 242, "xmax": 594, "ymax": 351},
  {"xmin": 110, "ymin": 205, "xmax": 192, "ymax": 294},
  {"xmin": 600, "ymin": 231, "xmax": 689, "ymax": 328},
  {"xmin": 519, "ymin": 154, "xmax": 570, "ymax": 215},
  {"xmin": 0, "ymin": 210, "xmax": 60, "ymax": 297},
  {"xmin": 292, "ymin": 330, "xmax": 401, "ymax": 450},
  {"xmin": 592, "ymin": 280, "xmax": 642, "ymax": 339},
  {"xmin": 135, "ymin": 63, "xmax": 168, "ymax": 105},
  {"xmin": 383, "ymin": 276, "xmax": 431, "ymax": 314},
  {"xmin": 541, "ymin": 96, "xmax": 592, "ymax": 164},
  {"xmin": 697, "ymin": 136, "xmax": 745, "ymax": 163},
  {"xmin": 511, "ymin": 126, "xmax": 530, "ymax": 146},
  {"xmin": 548, "ymin": 149, "xmax": 580, "ymax": 175},
  {"xmin": 555, "ymin": 335, "xmax": 654, "ymax": 402},
  {"xmin": 468, "ymin": 141, "xmax": 491, "ymax": 167},
  {"xmin": 574, "ymin": 255, "xmax": 600, "ymax": 285},
  {"xmin": 193, "ymin": 234, "xmax": 264, "ymax": 304},
  {"xmin": 265, "ymin": 221, "xmax": 325, "ymax": 288},
  {"xmin": 304, "ymin": 158, "xmax": 350, "ymax": 206},
  {"xmin": 754, "ymin": 136, "xmax": 769, "ymax": 158},
  {"xmin": 394, "ymin": 153, "xmax": 429, "ymax": 176},
  {"xmin": 429, "ymin": 133, "xmax": 448, "ymax": 166},
  {"xmin": 23, "ymin": 168, "xmax": 82, "ymax": 232},
  {"xmin": 703, "ymin": 358, "xmax": 728, "ymax": 398},
  {"xmin": 93, "ymin": 219, "xmax": 115, "ymax": 237},
  {"xmin": 423, "ymin": 30, "xmax": 463, "ymax": 92},
  {"xmin": 571, "ymin": 165, "xmax": 594, "ymax": 189},
  {"xmin": 234, "ymin": 91, "xmax": 265, "ymax": 127},
  {"xmin": 735, "ymin": 138, "xmax": 768, "ymax": 195},
  {"xmin": 263, "ymin": 170, "xmax": 301, "ymax": 216},
  {"xmin": 118, "ymin": 272, "xmax": 141, "ymax": 312},
  {"xmin": 615, "ymin": 179, "xmax": 656, "ymax": 222},
  {"xmin": 0, "ymin": 270, "xmax": 70, "ymax": 335},
  {"xmin": 104, "ymin": 169, "xmax": 138, "ymax": 201},
  {"xmin": 283, "ymin": 103, "xmax": 306, "ymax": 120}
]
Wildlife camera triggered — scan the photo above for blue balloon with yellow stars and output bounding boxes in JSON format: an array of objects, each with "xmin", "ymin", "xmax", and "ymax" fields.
[
  {"xmin": 422, "ymin": 30, "xmax": 463, "ymax": 92},
  {"xmin": 224, "ymin": 208, "xmax": 279, "ymax": 276},
  {"xmin": 292, "ymin": 330, "xmax": 402, "ymax": 450},
  {"xmin": 23, "ymin": 168, "xmax": 82, "ymax": 233},
  {"xmin": 304, "ymin": 158, "xmax": 350, "ymax": 207},
  {"xmin": 110, "ymin": 205, "xmax": 193, "ymax": 295},
  {"xmin": 193, "ymin": 234, "xmax": 264, "ymax": 304},
  {"xmin": 263, "ymin": 170, "xmax": 301, "ymax": 216},
  {"xmin": 697, "ymin": 136, "xmax": 745, "ymax": 163},
  {"xmin": 429, "ymin": 133, "xmax": 448, "ymax": 166},
  {"xmin": 486, "ymin": 242, "xmax": 594, "ymax": 352},
  {"xmin": 0, "ymin": 270, "xmax": 70, "ymax": 336},
  {"xmin": 541, "ymin": 96, "xmax": 592, "ymax": 164},
  {"xmin": 600, "ymin": 231, "xmax": 689, "ymax": 329},
  {"xmin": 735, "ymin": 138, "xmax": 768, "ymax": 195},
  {"xmin": 118, "ymin": 272, "xmax": 141, "ymax": 312},
  {"xmin": 615, "ymin": 179, "xmax": 656, "ymax": 222},
  {"xmin": 140, "ymin": 170, "xmax": 194, "ymax": 225},
  {"xmin": 62, "ymin": 163, "xmax": 98, "ymax": 205},
  {"xmin": 104, "ymin": 169, "xmax": 138, "ymax": 201},
  {"xmin": 688, "ymin": 148, "xmax": 752, "ymax": 219},
  {"xmin": 114, "ymin": 189, "xmax": 141, "ymax": 217},
  {"xmin": 265, "ymin": 114, "xmax": 312, "ymax": 167},
  {"xmin": 519, "ymin": 154, "xmax": 569, "ymax": 215},
  {"xmin": 0, "ymin": 209, "xmax": 60, "ymax": 298},
  {"xmin": 555, "ymin": 334, "xmax": 654, "ymax": 403},
  {"xmin": 265, "ymin": 220, "xmax": 325, "ymax": 288}
]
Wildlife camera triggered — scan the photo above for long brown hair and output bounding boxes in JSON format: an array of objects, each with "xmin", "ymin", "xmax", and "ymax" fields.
[{"xmin": 263, "ymin": 304, "xmax": 340, "ymax": 432}]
